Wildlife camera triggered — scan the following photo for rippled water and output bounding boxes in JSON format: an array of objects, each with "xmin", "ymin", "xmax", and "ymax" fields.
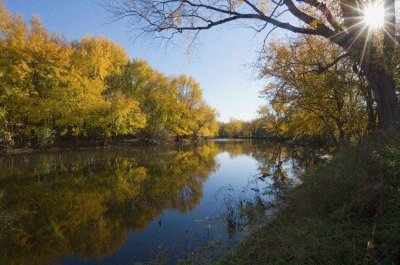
[{"xmin": 0, "ymin": 140, "xmax": 314, "ymax": 264}]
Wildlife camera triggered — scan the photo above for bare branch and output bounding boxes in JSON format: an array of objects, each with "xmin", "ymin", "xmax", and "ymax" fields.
[
  {"xmin": 309, "ymin": 52, "xmax": 350, "ymax": 74},
  {"xmin": 106, "ymin": 0, "xmax": 337, "ymax": 42}
]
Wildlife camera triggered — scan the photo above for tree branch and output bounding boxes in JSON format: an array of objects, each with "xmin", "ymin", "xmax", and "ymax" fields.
[
  {"xmin": 297, "ymin": 0, "xmax": 342, "ymax": 32},
  {"xmin": 309, "ymin": 52, "xmax": 350, "ymax": 74},
  {"xmin": 282, "ymin": 0, "xmax": 334, "ymax": 36}
]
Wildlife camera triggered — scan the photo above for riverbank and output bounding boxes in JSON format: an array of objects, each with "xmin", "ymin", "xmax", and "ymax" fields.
[
  {"xmin": 0, "ymin": 134, "xmax": 328, "ymax": 156},
  {"xmin": 0, "ymin": 137, "xmax": 210, "ymax": 155},
  {"xmin": 223, "ymin": 132, "xmax": 400, "ymax": 264}
]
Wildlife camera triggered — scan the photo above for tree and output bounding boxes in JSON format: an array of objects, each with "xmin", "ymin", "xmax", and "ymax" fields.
[
  {"xmin": 172, "ymin": 75, "xmax": 219, "ymax": 139},
  {"xmin": 0, "ymin": 3, "xmax": 218, "ymax": 147},
  {"xmin": 0, "ymin": 107, "xmax": 13, "ymax": 147},
  {"xmin": 108, "ymin": 0, "xmax": 400, "ymax": 130},
  {"xmin": 223, "ymin": 118, "xmax": 245, "ymax": 137},
  {"xmin": 0, "ymin": 5, "xmax": 148, "ymax": 146},
  {"xmin": 259, "ymin": 35, "xmax": 372, "ymax": 144},
  {"xmin": 110, "ymin": 59, "xmax": 179, "ymax": 142},
  {"xmin": 0, "ymin": 10, "xmax": 79, "ymax": 146},
  {"xmin": 108, "ymin": 60, "xmax": 219, "ymax": 142},
  {"xmin": 99, "ymin": 92, "xmax": 146, "ymax": 137},
  {"xmin": 70, "ymin": 36, "xmax": 145, "ymax": 139},
  {"xmin": 257, "ymin": 106, "xmax": 289, "ymax": 138},
  {"xmin": 193, "ymin": 103, "xmax": 219, "ymax": 138}
]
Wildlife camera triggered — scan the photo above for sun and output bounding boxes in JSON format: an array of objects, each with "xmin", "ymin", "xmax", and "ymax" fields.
[{"xmin": 363, "ymin": 3, "xmax": 385, "ymax": 29}]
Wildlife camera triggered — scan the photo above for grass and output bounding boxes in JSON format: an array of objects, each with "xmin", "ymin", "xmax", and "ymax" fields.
[{"xmin": 221, "ymin": 132, "xmax": 400, "ymax": 265}]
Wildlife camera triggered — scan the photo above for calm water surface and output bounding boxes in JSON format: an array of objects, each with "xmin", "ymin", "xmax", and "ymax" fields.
[{"xmin": 0, "ymin": 140, "xmax": 313, "ymax": 264}]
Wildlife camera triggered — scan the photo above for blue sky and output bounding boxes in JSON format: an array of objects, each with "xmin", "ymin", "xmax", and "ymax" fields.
[{"xmin": 5, "ymin": 0, "xmax": 268, "ymax": 122}]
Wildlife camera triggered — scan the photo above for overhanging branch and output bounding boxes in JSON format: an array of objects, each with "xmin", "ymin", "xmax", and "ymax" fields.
[{"xmin": 310, "ymin": 53, "xmax": 350, "ymax": 74}]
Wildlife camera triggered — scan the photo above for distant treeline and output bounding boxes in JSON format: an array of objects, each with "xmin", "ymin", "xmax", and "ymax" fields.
[
  {"xmin": 218, "ymin": 119, "xmax": 270, "ymax": 139},
  {"xmin": 0, "ymin": 6, "xmax": 219, "ymax": 148}
]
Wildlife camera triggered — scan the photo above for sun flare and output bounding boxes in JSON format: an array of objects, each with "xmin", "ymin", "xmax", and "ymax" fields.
[{"xmin": 363, "ymin": 3, "xmax": 385, "ymax": 29}]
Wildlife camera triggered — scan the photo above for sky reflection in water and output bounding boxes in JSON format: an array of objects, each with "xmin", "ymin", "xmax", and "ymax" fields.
[{"xmin": 0, "ymin": 140, "xmax": 312, "ymax": 264}]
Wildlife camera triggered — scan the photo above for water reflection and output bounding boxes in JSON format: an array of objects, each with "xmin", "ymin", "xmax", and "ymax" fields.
[
  {"xmin": 214, "ymin": 140, "xmax": 318, "ymax": 231},
  {"xmin": 217, "ymin": 139, "xmax": 316, "ymax": 189},
  {"xmin": 0, "ymin": 140, "xmax": 317, "ymax": 264},
  {"xmin": 0, "ymin": 145, "xmax": 219, "ymax": 265}
]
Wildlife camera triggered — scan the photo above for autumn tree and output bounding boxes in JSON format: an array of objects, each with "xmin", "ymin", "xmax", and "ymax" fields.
[
  {"xmin": 173, "ymin": 75, "xmax": 219, "ymax": 139},
  {"xmin": 0, "ymin": 10, "xmax": 78, "ymax": 146},
  {"xmin": 0, "ymin": 4, "xmax": 217, "ymax": 147},
  {"xmin": 219, "ymin": 118, "xmax": 270, "ymax": 138},
  {"xmin": 259, "ymin": 35, "xmax": 372, "ymax": 144},
  {"xmin": 193, "ymin": 103, "xmax": 219, "ymax": 137},
  {"xmin": 108, "ymin": 0, "xmax": 400, "ymax": 131},
  {"xmin": 109, "ymin": 60, "xmax": 219, "ymax": 142},
  {"xmin": 71, "ymin": 36, "xmax": 146, "ymax": 138},
  {"xmin": 0, "ymin": 9, "xmax": 147, "ymax": 146},
  {"xmin": 108, "ymin": 59, "xmax": 179, "ymax": 142},
  {"xmin": 248, "ymin": 117, "xmax": 270, "ymax": 138},
  {"xmin": 222, "ymin": 119, "xmax": 245, "ymax": 138},
  {"xmin": 257, "ymin": 106, "xmax": 289, "ymax": 138}
]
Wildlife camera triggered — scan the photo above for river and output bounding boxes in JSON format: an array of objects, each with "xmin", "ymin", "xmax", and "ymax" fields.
[{"xmin": 0, "ymin": 140, "xmax": 314, "ymax": 265}]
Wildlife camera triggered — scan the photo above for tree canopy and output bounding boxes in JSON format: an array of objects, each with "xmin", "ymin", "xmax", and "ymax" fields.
[
  {"xmin": 219, "ymin": 34, "xmax": 381, "ymax": 145},
  {"xmin": 258, "ymin": 35, "xmax": 374, "ymax": 144},
  {"xmin": 108, "ymin": 0, "xmax": 400, "ymax": 130},
  {"xmin": 0, "ymin": 4, "xmax": 219, "ymax": 148}
]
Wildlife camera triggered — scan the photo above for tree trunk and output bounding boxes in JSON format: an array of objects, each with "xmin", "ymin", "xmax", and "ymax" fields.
[
  {"xmin": 361, "ymin": 83, "xmax": 377, "ymax": 131},
  {"xmin": 362, "ymin": 64, "xmax": 400, "ymax": 130},
  {"xmin": 334, "ymin": 1, "xmax": 399, "ymax": 131}
]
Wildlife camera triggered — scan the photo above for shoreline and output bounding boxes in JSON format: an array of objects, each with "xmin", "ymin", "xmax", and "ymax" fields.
[
  {"xmin": 223, "ymin": 132, "xmax": 400, "ymax": 264},
  {"xmin": 0, "ymin": 137, "xmax": 213, "ymax": 156}
]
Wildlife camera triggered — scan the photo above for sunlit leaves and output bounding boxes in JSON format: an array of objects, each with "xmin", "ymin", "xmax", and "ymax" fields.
[
  {"xmin": 100, "ymin": 92, "xmax": 147, "ymax": 137},
  {"xmin": 109, "ymin": 60, "xmax": 219, "ymax": 142},
  {"xmin": 72, "ymin": 35, "xmax": 129, "ymax": 81},
  {"xmin": 172, "ymin": 75, "xmax": 219, "ymax": 138},
  {"xmin": 0, "ymin": 5, "xmax": 217, "ymax": 147},
  {"xmin": 259, "ymin": 35, "xmax": 371, "ymax": 143}
]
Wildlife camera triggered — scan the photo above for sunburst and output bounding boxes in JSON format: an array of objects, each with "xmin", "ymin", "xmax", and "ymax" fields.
[
  {"xmin": 338, "ymin": 1, "xmax": 394, "ymax": 66},
  {"xmin": 363, "ymin": 2, "xmax": 385, "ymax": 29}
]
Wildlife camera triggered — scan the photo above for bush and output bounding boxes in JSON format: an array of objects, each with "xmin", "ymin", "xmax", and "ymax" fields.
[{"xmin": 35, "ymin": 127, "xmax": 56, "ymax": 148}]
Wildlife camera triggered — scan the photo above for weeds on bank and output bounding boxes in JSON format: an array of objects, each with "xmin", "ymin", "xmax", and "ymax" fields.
[{"xmin": 223, "ymin": 132, "xmax": 400, "ymax": 265}]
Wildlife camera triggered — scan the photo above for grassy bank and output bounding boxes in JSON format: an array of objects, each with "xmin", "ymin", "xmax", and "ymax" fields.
[{"xmin": 223, "ymin": 132, "xmax": 400, "ymax": 264}]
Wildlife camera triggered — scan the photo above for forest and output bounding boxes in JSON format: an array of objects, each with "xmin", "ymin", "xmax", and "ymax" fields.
[
  {"xmin": 2, "ymin": 0, "xmax": 400, "ymax": 263},
  {"xmin": 0, "ymin": 5, "xmax": 219, "ymax": 149},
  {"xmin": 2, "ymin": 1, "xmax": 399, "ymax": 150}
]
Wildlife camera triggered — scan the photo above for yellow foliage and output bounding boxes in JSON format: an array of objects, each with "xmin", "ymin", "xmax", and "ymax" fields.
[
  {"xmin": 259, "ymin": 35, "xmax": 370, "ymax": 142},
  {"xmin": 0, "ymin": 5, "xmax": 217, "ymax": 146}
]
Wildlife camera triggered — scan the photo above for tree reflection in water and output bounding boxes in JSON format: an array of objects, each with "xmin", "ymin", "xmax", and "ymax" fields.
[
  {"xmin": 0, "ymin": 141, "xmax": 317, "ymax": 264},
  {"xmin": 217, "ymin": 140, "xmax": 316, "ymax": 191},
  {"xmin": 0, "ymin": 145, "xmax": 219, "ymax": 265},
  {"xmin": 215, "ymin": 140, "xmax": 318, "ymax": 231}
]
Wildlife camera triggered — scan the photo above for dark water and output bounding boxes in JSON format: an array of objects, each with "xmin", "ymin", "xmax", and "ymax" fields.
[{"xmin": 0, "ymin": 140, "xmax": 314, "ymax": 265}]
